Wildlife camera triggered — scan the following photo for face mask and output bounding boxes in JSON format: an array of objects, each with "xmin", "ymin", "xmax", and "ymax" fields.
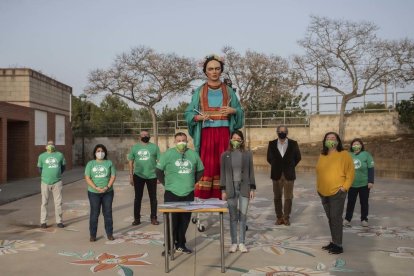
[
  {"xmin": 352, "ymin": 145, "xmax": 362, "ymax": 152},
  {"xmin": 141, "ymin": 137, "xmax": 150, "ymax": 143},
  {"xmin": 95, "ymin": 152, "xmax": 105, "ymax": 160},
  {"xmin": 46, "ymin": 145, "xmax": 55, "ymax": 152},
  {"xmin": 230, "ymin": 140, "xmax": 241, "ymax": 149},
  {"xmin": 176, "ymin": 142, "xmax": 187, "ymax": 152},
  {"xmin": 277, "ymin": 132, "xmax": 287, "ymax": 139},
  {"xmin": 325, "ymin": 140, "xmax": 338, "ymax": 149}
]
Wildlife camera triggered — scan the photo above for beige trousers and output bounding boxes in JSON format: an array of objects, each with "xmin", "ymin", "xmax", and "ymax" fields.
[{"xmin": 40, "ymin": 181, "xmax": 63, "ymax": 224}]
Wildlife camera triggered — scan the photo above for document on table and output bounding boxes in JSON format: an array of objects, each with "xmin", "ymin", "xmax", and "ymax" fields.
[{"xmin": 159, "ymin": 199, "xmax": 227, "ymax": 210}]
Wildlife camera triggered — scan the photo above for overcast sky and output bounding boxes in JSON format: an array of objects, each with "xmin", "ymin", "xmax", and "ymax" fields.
[{"xmin": 1, "ymin": 0, "xmax": 414, "ymax": 106}]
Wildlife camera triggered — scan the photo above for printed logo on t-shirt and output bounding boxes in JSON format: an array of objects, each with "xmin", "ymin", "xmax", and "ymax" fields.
[
  {"xmin": 174, "ymin": 158, "xmax": 193, "ymax": 174},
  {"xmin": 353, "ymin": 159, "xmax": 362, "ymax": 169},
  {"xmin": 92, "ymin": 165, "xmax": 108, "ymax": 178},
  {"xmin": 137, "ymin": 149, "xmax": 150, "ymax": 161},
  {"xmin": 45, "ymin": 157, "xmax": 59, "ymax": 169}
]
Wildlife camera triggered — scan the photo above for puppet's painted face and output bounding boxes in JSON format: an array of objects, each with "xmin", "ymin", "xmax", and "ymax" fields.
[{"xmin": 205, "ymin": 60, "xmax": 222, "ymax": 82}]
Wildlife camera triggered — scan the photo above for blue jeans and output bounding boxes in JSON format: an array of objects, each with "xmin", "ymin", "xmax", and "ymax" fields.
[
  {"xmin": 227, "ymin": 181, "xmax": 249, "ymax": 244},
  {"xmin": 88, "ymin": 190, "xmax": 114, "ymax": 237}
]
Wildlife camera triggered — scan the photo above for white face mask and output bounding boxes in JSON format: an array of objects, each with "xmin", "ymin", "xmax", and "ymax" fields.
[{"xmin": 95, "ymin": 152, "xmax": 105, "ymax": 160}]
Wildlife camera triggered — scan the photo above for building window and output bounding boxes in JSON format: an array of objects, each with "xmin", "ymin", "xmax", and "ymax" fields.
[
  {"xmin": 35, "ymin": 110, "xmax": 47, "ymax": 145},
  {"xmin": 55, "ymin": 115, "xmax": 65, "ymax": 145}
]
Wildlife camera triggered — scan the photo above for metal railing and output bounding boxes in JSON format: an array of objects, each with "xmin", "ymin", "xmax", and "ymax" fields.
[{"xmin": 310, "ymin": 91, "xmax": 413, "ymax": 114}]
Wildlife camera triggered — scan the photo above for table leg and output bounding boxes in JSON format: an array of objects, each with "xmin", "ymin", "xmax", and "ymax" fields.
[
  {"xmin": 164, "ymin": 213, "xmax": 169, "ymax": 273},
  {"xmin": 169, "ymin": 213, "xmax": 175, "ymax": 261},
  {"xmin": 220, "ymin": 212, "xmax": 225, "ymax": 273}
]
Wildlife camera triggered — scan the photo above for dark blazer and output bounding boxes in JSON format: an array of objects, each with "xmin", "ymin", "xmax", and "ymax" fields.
[
  {"xmin": 220, "ymin": 150, "xmax": 256, "ymax": 198},
  {"xmin": 267, "ymin": 138, "xmax": 301, "ymax": 181}
]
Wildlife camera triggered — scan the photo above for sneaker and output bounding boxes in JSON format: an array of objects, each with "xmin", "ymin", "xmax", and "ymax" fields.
[
  {"xmin": 90, "ymin": 236, "xmax": 96, "ymax": 242},
  {"xmin": 132, "ymin": 219, "xmax": 141, "ymax": 226},
  {"xmin": 40, "ymin": 223, "xmax": 47, "ymax": 229},
  {"xmin": 361, "ymin": 220, "xmax": 369, "ymax": 227},
  {"xmin": 229, "ymin": 244, "xmax": 238, "ymax": 253},
  {"xmin": 328, "ymin": 244, "xmax": 343, "ymax": 254},
  {"xmin": 275, "ymin": 218, "xmax": 284, "ymax": 225},
  {"xmin": 238, "ymin": 243, "xmax": 248, "ymax": 253},
  {"xmin": 176, "ymin": 246, "xmax": 192, "ymax": 254},
  {"xmin": 343, "ymin": 219, "xmax": 351, "ymax": 227},
  {"xmin": 321, "ymin": 242, "xmax": 334, "ymax": 251},
  {"xmin": 57, "ymin": 223, "xmax": 65, "ymax": 228},
  {"xmin": 107, "ymin": 235, "xmax": 115, "ymax": 241}
]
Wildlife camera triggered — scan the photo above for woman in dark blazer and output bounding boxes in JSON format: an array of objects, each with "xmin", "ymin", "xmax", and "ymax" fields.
[{"xmin": 220, "ymin": 129, "xmax": 256, "ymax": 253}]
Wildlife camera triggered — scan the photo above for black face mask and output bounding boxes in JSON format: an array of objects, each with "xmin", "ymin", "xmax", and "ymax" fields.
[
  {"xmin": 277, "ymin": 132, "xmax": 287, "ymax": 139},
  {"xmin": 141, "ymin": 137, "xmax": 150, "ymax": 143}
]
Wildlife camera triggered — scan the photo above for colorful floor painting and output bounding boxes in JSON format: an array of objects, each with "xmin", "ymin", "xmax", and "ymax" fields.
[
  {"xmin": 240, "ymin": 258, "xmax": 356, "ymax": 275},
  {"xmin": 241, "ymin": 266, "xmax": 333, "ymax": 276},
  {"xmin": 0, "ymin": 240, "xmax": 44, "ymax": 255},
  {"xmin": 201, "ymin": 232, "xmax": 328, "ymax": 257},
  {"xmin": 106, "ymin": 231, "xmax": 163, "ymax": 245},
  {"xmin": 343, "ymin": 225, "xmax": 414, "ymax": 239},
  {"xmin": 249, "ymin": 234, "xmax": 329, "ymax": 257},
  {"xmin": 376, "ymin": 246, "xmax": 414, "ymax": 260},
  {"xmin": 388, "ymin": 247, "xmax": 414, "ymax": 259},
  {"xmin": 59, "ymin": 251, "xmax": 151, "ymax": 276}
]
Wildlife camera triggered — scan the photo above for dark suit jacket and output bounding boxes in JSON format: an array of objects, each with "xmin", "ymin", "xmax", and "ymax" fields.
[{"xmin": 267, "ymin": 138, "xmax": 301, "ymax": 181}]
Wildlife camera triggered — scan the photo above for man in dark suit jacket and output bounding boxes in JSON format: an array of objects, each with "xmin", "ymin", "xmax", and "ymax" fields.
[{"xmin": 267, "ymin": 126, "xmax": 301, "ymax": 226}]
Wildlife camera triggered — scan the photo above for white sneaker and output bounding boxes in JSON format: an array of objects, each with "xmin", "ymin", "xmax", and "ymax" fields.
[
  {"xmin": 361, "ymin": 220, "xmax": 369, "ymax": 227},
  {"xmin": 343, "ymin": 219, "xmax": 351, "ymax": 227},
  {"xmin": 238, "ymin": 243, "xmax": 248, "ymax": 253},
  {"xmin": 229, "ymin": 244, "xmax": 238, "ymax": 253}
]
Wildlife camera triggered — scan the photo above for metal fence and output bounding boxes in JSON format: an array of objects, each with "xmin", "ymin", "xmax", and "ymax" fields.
[
  {"xmin": 310, "ymin": 91, "xmax": 413, "ymax": 114},
  {"xmin": 74, "ymin": 91, "xmax": 413, "ymax": 137}
]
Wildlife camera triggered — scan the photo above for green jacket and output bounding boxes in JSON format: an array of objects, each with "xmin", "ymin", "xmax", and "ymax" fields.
[{"xmin": 184, "ymin": 84, "xmax": 244, "ymax": 153}]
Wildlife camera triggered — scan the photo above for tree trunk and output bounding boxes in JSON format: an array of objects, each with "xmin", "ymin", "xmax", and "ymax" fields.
[
  {"xmin": 338, "ymin": 96, "xmax": 347, "ymax": 140},
  {"xmin": 148, "ymin": 106, "xmax": 158, "ymax": 146}
]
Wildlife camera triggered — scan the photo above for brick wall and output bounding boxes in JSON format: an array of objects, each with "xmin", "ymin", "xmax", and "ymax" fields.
[{"xmin": 0, "ymin": 102, "xmax": 73, "ymax": 183}]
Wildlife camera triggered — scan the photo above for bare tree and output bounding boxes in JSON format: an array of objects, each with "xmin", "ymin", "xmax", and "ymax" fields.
[
  {"xmin": 222, "ymin": 46, "xmax": 298, "ymax": 111},
  {"xmin": 86, "ymin": 46, "xmax": 198, "ymax": 144},
  {"xmin": 293, "ymin": 16, "xmax": 414, "ymax": 139}
]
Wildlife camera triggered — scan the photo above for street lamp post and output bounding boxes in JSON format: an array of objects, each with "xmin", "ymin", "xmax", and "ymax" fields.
[{"xmin": 79, "ymin": 93, "xmax": 87, "ymax": 166}]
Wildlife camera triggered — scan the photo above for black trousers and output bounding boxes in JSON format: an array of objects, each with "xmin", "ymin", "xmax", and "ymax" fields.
[
  {"xmin": 164, "ymin": 190, "xmax": 194, "ymax": 248},
  {"xmin": 345, "ymin": 186, "xmax": 370, "ymax": 222},
  {"xmin": 133, "ymin": 174, "xmax": 158, "ymax": 220}
]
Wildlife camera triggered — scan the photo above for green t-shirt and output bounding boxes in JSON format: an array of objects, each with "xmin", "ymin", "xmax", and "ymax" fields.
[
  {"xmin": 85, "ymin": 160, "xmax": 116, "ymax": 193},
  {"xmin": 127, "ymin": 142, "xmax": 160, "ymax": 179},
  {"xmin": 351, "ymin": 151, "xmax": 374, "ymax": 188},
  {"xmin": 37, "ymin": 151, "xmax": 66, "ymax": 185},
  {"xmin": 156, "ymin": 148, "xmax": 204, "ymax": 197}
]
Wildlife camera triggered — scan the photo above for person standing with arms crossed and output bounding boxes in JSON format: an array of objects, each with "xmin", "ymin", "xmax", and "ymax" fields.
[
  {"xmin": 267, "ymin": 126, "xmax": 301, "ymax": 226},
  {"xmin": 38, "ymin": 140, "xmax": 66, "ymax": 229},
  {"xmin": 128, "ymin": 130, "xmax": 161, "ymax": 225}
]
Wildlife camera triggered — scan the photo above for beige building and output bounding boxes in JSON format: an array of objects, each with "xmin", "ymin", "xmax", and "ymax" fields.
[{"xmin": 0, "ymin": 68, "xmax": 72, "ymax": 183}]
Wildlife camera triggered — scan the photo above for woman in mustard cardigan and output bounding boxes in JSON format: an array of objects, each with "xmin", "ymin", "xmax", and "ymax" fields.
[{"xmin": 316, "ymin": 132, "xmax": 355, "ymax": 254}]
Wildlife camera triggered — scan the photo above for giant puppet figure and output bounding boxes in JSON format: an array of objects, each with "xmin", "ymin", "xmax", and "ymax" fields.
[{"xmin": 185, "ymin": 55, "xmax": 244, "ymax": 199}]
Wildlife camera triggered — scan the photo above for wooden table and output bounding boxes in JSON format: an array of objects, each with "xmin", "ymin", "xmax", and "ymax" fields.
[{"xmin": 159, "ymin": 205, "xmax": 228, "ymax": 273}]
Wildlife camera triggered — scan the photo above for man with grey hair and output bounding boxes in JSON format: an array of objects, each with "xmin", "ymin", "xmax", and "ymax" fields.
[
  {"xmin": 267, "ymin": 126, "xmax": 301, "ymax": 226},
  {"xmin": 37, "ymin": 140, "xmax": 66, "ymax": 229}
]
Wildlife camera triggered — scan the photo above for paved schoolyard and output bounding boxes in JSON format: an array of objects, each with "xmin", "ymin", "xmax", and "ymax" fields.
[{"xmin": 0, "ymin": 171, "xmax": 413, "ymax": 276}]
